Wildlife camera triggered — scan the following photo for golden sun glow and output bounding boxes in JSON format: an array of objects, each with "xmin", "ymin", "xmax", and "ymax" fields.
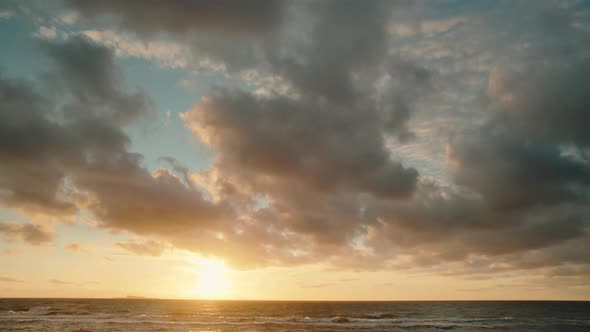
[{"xmin": 195, "ymin": 259, "xmax": 232, "ymax": 298}]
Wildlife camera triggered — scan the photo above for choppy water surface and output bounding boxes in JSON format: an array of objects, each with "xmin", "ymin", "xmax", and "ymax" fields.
[{"xmin": 0, "ymin": 299, "xmax": 588, "ymax": 331}]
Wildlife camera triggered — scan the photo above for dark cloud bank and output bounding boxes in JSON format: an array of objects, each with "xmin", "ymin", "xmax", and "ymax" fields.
[{"xmin": 1, "ymin": 0, "xmax": 589, "ymax": 281}]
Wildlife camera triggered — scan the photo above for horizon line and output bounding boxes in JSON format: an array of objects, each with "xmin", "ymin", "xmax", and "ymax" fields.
[{"xmin": 1, "ymin": 297, "xmax": 588, "ymax": 302}]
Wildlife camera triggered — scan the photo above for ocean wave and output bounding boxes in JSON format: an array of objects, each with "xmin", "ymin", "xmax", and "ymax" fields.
[
  {"xmin": 43, "ymin": 310, "xmax": 92, "ymax": 316},
  {"xmin": 0, "ymin": 306, "xmax": 52, "ymax": 316},
  {"xmin": 0, "ymin": 310, "xmax": 532, "ymax": 328},
  {"xmin": 360, "ymin": 312, "xmax": 397, "ymax": 319},
  {"xmin": 2, "ymin": 300, "xmax": 588, "ymax": 332},
  {"xmin": 330, "ymin": 316, "xmax": 351, "ymax": 323},
  {"xmin": 167, "ymin": 311, "xmax": 199, "ymax": 317}
]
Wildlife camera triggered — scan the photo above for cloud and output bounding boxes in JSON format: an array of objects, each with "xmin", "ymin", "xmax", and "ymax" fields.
[
  {"xmin": 0, "ymin": 221, "xmax": 54, "ymax": 245},
  {"xmin": 49, "ymin": 278, "xmax": 78, "ymax": 285},
  {"xmin": 116, "ymin": 238, "xmax": 167, "ymax": 256},
  {"xmin": 167, "ymin": 2, "xmax": 433, "ymax": 259},
  {"xmin": 64, "ymin": 242, "xmax": 93, "ymax": 253},
  {"xmin": 55, "ymin": 0, "xmax": 590, "ymax": 279},
  {"xmin": 0, "ymin": 276, "xmax": 24, "ymax": 283},
  {"xmin": 0, "ymin": 10, "xmax": 13, "ymax": 19},
  {"xmin": 40, "ymin": 35, "xmax": 154, "ymax": 126},
  {"xmin": 447, "ymin": 53, "xmax": 590, "ymax": 212},
  {"xmin": 81, "ymin": 29, "xmax": 189, "ymax": 68},
  {"xmin": 420, "ymin": 17, "xmax": 465, "ymax": 35},
  {"xmin": 65, "ymin": 0, "xmax": 285, "ymax": 36},
  {"xmin": 0, "ymin": 36, "xmax": 147, "ymax": 217},
  {"xmin": 444, "ymin": 4, "xmax": 590, "ymax": 214},
  {"xmin": 64, "ymin": 243, "xmax": 81, "ymax": 252},
  {"xmin": 35, "ymin": 26, "xmax": 58, "ymax": 39},
  {"xmin": 2, "ymin": 0, "xmax": 590, "ymax": 284},
  {"xmin": 0, "ymin": 36, "xmax": 230, "ymax": 254},
  {"xmin": 405, "ymin": 1, "xmax": 590, "ymax": 274},
  {"xmin": 298, "ymin": 282, "xmax": 336, "ymax": 289},
  {"xmin": 58, "ymin": 11, "xmax": 79, "ymax": 25},
  {"xmin": 183, "ymin": 88, "xmax": 418, "ymax": 199}
]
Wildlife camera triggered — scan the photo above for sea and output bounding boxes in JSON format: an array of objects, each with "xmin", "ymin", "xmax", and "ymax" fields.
[{"xmin": 0, "ymin": 299, "xmax": 588, "ymax": 331}]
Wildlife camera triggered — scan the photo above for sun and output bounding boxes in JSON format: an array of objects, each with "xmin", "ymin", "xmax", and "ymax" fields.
[{"xmin": 195, "ymin": 259, "xmax": 232, "ymax": 298}]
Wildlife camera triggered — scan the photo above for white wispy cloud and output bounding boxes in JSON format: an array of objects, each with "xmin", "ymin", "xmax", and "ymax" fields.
[{"xmin": 81, "ymin": 29, "xmax": 189, "ymax": 68}]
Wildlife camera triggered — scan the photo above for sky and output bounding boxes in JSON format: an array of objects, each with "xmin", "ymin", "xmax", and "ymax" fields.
[{"xmin": 0, "ymin": 0, "xmax": 590, "ymax": 301}]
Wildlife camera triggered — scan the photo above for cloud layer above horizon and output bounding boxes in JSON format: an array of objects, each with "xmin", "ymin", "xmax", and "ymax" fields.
[{"xmin": 1, "ymin": 0, "xmax": 590, "ymax": 287}]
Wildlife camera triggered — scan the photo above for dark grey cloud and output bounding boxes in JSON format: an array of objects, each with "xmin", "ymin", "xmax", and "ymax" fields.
[
  {"xmin": 168, "ymin": 0, "xmax": 435, "ymax": 266},
  {"xmin": 0, "ymin": 36, "xmax": 145, "ymax": 216},
  {"xmin": 172, "ymin": 0, "xmax": 590, "ymax": 277},
  {"xmin": 76, "ymin": 159, "xmax": 229, "ymax": 237},
  {"xmin": 65, "ymin": 0, "xmax": 285, "ymax": 36},
  {"xmin": 415, "ymin": 2, "xmax": 590, "ymax": 276},
  {"xmin": 0, "ymin": 36, "xmax": 230, "ymax": 250},
  {"xmin": 0, "ymin": 75, "xmax": 77, "ymax": 216},
  {"xmin": 0, "ymin": 221, "xmax": 54, "ymax": 245},
  {"xmin": 65, "ymin": 2, "xmax": 436, "ymax": 247},
  {"xmin": 449, "ymin": 123, "xmax": 590, "ymax": 210},
  {"xmin": 485, "ymin": 61, "xmax": 590, "ymax": 145},
  {"xmin": 271, "ymin": 0, "xmax": 391, "ymax": 105},
  {"xmin": 445, "ymin": 7, "xmax": 590, "ymax": 211},
  {"xmin": 184, "ymin": 88, "xmax": 418, "ymax": 199},
  {"xmin": 66, "ymin": 0, "xmax": 432, "ymax": 140},
  {"xmin": 170, "ymin": 2, "xmax": 438, "ymax": 264},
  {"xmin": 40, "ymin": 36, "xmax": 153, "ymax": 126}
]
